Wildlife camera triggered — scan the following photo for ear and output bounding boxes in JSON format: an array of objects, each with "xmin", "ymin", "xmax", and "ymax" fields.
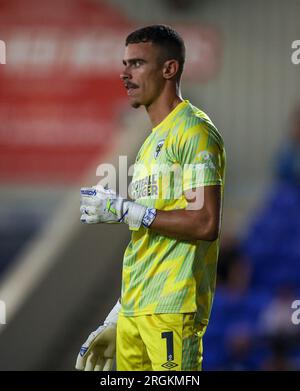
[{"xmin": 162, "ymin": 59, "xmax": 179, "ymax": 80}]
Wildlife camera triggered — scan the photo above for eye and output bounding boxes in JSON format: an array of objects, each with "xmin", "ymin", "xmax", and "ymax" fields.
[{"xmin": 134, "ymin": 60, "xmax": 142, "ymax": 68}]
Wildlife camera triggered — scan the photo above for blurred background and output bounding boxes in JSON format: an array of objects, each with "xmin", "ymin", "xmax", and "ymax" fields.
[{"xmin": 0, "ymin": 0, "xmax": 300, "ymax": 370}]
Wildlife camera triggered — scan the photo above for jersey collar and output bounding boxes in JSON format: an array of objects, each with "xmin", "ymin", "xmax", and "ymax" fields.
[{"xmin": 152, "ymin": 99, "xmax": 189, "ymax": 132}]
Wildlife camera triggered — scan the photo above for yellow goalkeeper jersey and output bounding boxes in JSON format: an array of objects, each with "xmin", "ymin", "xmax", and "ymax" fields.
[{"xmin": 120, "ymin": 100, "xmax": 226, "ymax": 325}]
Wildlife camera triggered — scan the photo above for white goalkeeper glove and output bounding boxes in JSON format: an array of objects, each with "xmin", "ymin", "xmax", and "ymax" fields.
[
  {"xmin": 80, "ymin": 185, "xmax": 157, "ymax": 231},
  {"xmin": 75, "ymin": 300, "xmax": 121, "ymax": 371}
]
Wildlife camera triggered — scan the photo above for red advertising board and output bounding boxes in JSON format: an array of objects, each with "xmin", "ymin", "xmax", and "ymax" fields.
[{"xmin": 0, "ymin": 0, "xmax": 221, "ymax": 183}]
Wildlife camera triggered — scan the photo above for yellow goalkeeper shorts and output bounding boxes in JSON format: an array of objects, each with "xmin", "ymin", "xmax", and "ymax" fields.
[{"xmin": 116, "ymin": 313, "xmax": 207, "ymax": 371}]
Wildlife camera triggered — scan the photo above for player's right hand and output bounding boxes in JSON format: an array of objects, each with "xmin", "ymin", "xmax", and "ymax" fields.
[
  {"xmin": 75, "ymin": 324, "xmax": 117, "ymax": 371},
  {"xmin": 75, "ymin": 299, "xmax": 121, "ymax": 371}
]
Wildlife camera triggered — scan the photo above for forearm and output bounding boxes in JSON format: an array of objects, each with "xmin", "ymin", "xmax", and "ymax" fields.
[
  {"xmin": 149, "ymin": 209, "xmax": 218, "ymax": 241},
  {"xmin": 80, "ymin": 185, "xmax": 221, "ymax": 240}
]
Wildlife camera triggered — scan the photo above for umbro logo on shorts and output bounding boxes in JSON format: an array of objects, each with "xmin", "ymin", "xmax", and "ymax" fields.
[{"xmin": 161, "ymin": 361, "xmax": 178, "ymax": 369}]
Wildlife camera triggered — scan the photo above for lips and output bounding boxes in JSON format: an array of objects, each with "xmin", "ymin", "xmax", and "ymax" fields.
[
  {"xmin": 127, "ymin": 87, "xmax": 138, "ymax": 96},
  {"xmin": 124, "ymin": 82, "xmax": 138, "ymax": 92}
]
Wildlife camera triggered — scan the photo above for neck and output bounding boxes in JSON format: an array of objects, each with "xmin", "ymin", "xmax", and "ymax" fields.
[{"xmin": 146, "ymin": 87, "xmax": 183, "ymax": 128}]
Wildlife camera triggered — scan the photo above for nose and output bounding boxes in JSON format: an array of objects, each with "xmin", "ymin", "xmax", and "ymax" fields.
[
  {"xmin": 120, "ymin": 72, "xmax": 130, "ymax": 81},
  {"xmin": 120, "ymin": 66, "xmax": 131, "ymax": 81}
]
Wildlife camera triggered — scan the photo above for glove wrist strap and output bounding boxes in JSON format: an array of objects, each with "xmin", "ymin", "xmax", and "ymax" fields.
[
  {"xmin": 103, "ymin": 299, "xmax": 121, "ymax": 326},
  {"xmin": 142, "ymin": 208, "xmax": 157, "ymax": 228}
]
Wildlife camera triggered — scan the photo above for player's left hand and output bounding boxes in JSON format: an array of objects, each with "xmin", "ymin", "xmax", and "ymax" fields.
[
  {"xmin": 80, "ymin": 185, "xmax": 126, "ymax": 224},
  {"xmin": 80, "ymin": 185, "xmax": 157, "ymax": 230}
]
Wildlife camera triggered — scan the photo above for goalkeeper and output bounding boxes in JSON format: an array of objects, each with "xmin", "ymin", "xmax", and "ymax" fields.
[{"xmin": 76, "ymin": 25, "xmax": 226, "ymax": 371}]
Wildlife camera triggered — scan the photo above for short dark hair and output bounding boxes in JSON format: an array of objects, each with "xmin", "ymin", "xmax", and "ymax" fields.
[{"xmin": 125, "ymin": 25, "xmax": 186, "ymax": 81}]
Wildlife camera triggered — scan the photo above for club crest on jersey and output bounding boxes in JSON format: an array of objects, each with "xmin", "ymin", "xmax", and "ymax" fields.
[{"xmin": 154, "ymin": 139, "xmax": 165, "ymax": 159}]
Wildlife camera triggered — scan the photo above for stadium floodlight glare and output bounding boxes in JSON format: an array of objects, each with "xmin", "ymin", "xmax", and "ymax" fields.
[{"xmin": 0, "ymin": 40, "xmax": 6, "ymax": 64}]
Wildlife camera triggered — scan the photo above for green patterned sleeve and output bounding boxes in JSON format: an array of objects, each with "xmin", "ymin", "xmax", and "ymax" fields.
[{"xmin": 168, "ymin": 121, "xmax": 224, "ymax": 192}]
